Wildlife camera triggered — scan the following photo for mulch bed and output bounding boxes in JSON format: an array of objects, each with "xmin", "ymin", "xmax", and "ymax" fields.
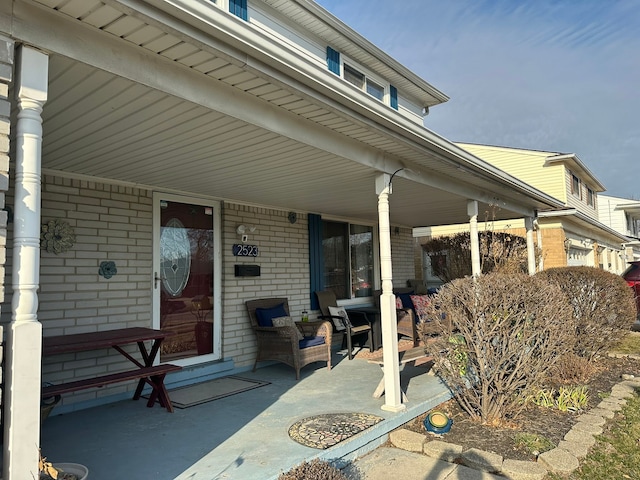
[{"xmin": 401, "ymin": 355, "xmax": 640, "ymax": 462}]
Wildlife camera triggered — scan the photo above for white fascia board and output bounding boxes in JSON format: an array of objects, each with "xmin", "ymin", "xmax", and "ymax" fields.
[{"xmin": 538, "ymin": 208, "xmax": 578, "ymax": 218}]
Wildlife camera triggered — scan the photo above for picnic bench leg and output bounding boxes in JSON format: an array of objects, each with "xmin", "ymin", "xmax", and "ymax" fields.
[
  {"xmin": 142, "ymin": 373, "xmax": 174, "ymax": 413},
  {"xmin": 133, "ymin": 338, "xmax": 164, "ymax": 399},
  {"xmin": 372, "ymin": 366, "xmax": 408, "ymax": 402}
]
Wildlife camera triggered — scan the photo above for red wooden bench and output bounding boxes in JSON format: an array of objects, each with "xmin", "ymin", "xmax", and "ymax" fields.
[{"xmin": 41, "ymin": 363, "xmax": 182, "ymax": 413}]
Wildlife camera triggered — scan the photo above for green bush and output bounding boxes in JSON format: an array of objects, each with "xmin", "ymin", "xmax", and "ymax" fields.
[
  {"xmin": 537, "ymin": 267, "xmax": 637, "ymax": 360},
  {"xmin": 420, "ymin": 273, "xmax": 575, "ymax": 424}
]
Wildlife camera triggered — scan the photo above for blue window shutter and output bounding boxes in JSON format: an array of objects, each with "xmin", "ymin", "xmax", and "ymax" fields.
[
  {"xmin": 326, "ymin": 46, "xmax": 340, "ymax": 75},
  {"xmin": 229, "ymin": 0, "xmax": 248, "ymax": 21},
  {"xmin": 308, "ymin": 214, "xmax": 324, "ymax": 310},
  {"xmin": 390, "ymin": 85, "xmax": 398, "ymax": 110}
]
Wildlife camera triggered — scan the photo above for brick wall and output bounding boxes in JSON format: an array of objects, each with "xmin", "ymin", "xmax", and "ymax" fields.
[
  {"xmin": 220, "ymin": 203, "xmax": 311, "ymax": 368},
  {"xmin": 3, "ymin": 176, "xmax": 154, "ymax": 403},
  {"xmin": 540, "ymin": 227, "xmax": 567, "ymax": 269}
]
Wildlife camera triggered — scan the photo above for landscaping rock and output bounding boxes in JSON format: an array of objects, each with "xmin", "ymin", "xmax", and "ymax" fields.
[
  {"xmin": 500, "ymin": 459, "xmax": 547, "ymax": 480},
  {"xmin": 610, "ymin": 387, "xmax": 635, "ymax": 399},
  {"xmin": 563, "ymin": 429, "xmax": 596, "ymax": 446},
  {"xmin": 570, "ymin": 421, "xmax": 603, "ymax": 436},
  {"xmin": 588, "ymin": 407, "xmax": 615, "ymax": 419},
  {"xmin": 423, "ymin": 440, "xmax": 463, "ymax": 463},
  {"xmin": 537, "ymin": 448, "xmax": 579, "ymax": 475},
  {"xmin": 597, "ymin": 399, "xmax": 624, "ymax": 411},
  {"xmin": 459, "ymin": 448, "xmax": 503, "ymax": 473},
  {"xmin": 557, "ymin": 440, "xmax": 591, "ymax": 459},
  {"xmin": 575, "ymin": 413, "xmax": 606, "ymax": 426},
  {"xmin": 389, "ymin": 429, "xmax": 426, "ymax": 452}
]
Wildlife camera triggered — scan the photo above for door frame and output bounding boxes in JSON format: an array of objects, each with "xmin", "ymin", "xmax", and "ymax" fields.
[{"xmin": 152, "ymin": 191, "xmax": 223, "ymax": 366}]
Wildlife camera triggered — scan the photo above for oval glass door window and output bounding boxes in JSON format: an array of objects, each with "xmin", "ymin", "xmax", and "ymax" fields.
[{"xmin": 160, "ymin": 217, "xmax": 191, "ymax": 296}]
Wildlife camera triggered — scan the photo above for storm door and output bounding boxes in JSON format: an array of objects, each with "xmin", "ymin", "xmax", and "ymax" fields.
[{"xmin": 153, "ymin": 193, "xmax": 222, "ymax": 364}]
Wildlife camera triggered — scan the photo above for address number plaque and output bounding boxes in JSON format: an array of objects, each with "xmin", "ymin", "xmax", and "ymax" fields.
[{"xmin": 232, "ymin": 244, "xmax": 259, "ymax": 257}]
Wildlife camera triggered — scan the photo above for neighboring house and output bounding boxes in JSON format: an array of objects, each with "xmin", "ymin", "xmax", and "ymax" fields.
[
  {"xmin": 415, "ymin": 143, "xmax": 631, "ymax": 285},
  {"xmin": 0, "ymin": 1, "xmax": 562, "ymax": 476},
  {"xmin": 598, "ymin": 194, "xmax": 640, "ymax": 263}
]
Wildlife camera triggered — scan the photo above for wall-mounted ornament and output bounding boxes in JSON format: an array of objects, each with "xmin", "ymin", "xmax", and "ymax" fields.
[
  {"xmin": 41, "ymin": 219, "xmax": 76, "ymax": 254},
  {"xmin": 288, "ymin": 211, "xmax": 297, "ymax": 224},
  {"xmin": 99, "ymin": 261, "xmax": 118, "ymax": 279}
]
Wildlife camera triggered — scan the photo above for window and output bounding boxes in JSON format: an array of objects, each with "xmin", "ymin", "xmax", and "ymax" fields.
[
  {"xmin": 571, "ymin": 173, "xmax": 581, "ymax": 199},
  {"xmin": 343, "ymin": 63, "xmax": 386, "ymax": 103},
  {"xmin": 366, "ymin": 79, "xmax": 385, "ymax": 101},
  {"xmin": 587, "ymin": 187, "xmax": 595, "ymax": 207},
  {"xmin": 229, "ymin": 0, "xmax": 248, "ymax": 21},
  {"xmin": 343, "ymin": 64, "xmax": 365, "ymax": 89},
  {"xmin": 322, "ymin": 221, "xmax": 374, "ymax": 300}
]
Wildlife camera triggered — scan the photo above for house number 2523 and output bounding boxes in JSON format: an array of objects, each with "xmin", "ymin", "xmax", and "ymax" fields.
[{"xmin": 232, "ymin": 244, "xmax": 259, "ymax": 257}]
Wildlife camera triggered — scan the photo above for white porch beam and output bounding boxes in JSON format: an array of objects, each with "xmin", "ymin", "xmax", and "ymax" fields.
[
  {"xmin": 525, "ymin": 216, "xmax": 536, "ymax": 275},
  {"xmin": 375, "ymin": 173, "xmax": 404, "ymax": 412},
  {"xmin": 467, "ymin": 200, "xmax": 481, "ymax": 277},
  {"xmin": 3, "ymin": 45, "xmax": 47, "ymax": 480}
]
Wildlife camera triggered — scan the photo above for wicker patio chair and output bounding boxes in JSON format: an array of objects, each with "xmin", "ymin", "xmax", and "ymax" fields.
[{"xmin": 246, "ymin": 297, "xmax": 332, "ymax": 380}]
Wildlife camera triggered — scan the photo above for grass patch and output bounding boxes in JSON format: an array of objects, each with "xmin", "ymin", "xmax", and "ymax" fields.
[
  {"xmin": 610, "ymin": 332, "xmax": 640, "ymax": 355},
  {"xmin": 548, "ymin": 389, "xmax": 640, "ymax": 479},
  {"xmin": 514, "ymin": 433, "xmax": 554, "ymax": 455}
]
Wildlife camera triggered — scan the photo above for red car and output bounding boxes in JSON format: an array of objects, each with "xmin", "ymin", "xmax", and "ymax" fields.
[{"xmin": 622, "ymin": 261, "xmax": 640, "ymax": 318}]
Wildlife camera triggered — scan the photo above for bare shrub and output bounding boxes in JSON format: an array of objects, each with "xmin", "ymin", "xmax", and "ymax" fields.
[
  {"xmin": 278, "ymin": 459, "xmax": 351, "ymax": 480},
  {"xmin": 420, "ymin": 273, "xmax": 575, "ymax": 424},
  {"xmin": 537, "ymin": 267, "xmax": 637, "ymax": 360},
  {"xmin": 422, "ymin": 231, "xmax": 541, "ymax": 283},
  {"xmin": 544, "ymin": 352, "xmax": 598, "ymax": 387}
]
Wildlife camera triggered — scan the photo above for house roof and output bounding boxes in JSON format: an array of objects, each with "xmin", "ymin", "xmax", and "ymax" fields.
[{"xmin": 10, "ymin": 0, "xmax": 563, "ymax": 228}]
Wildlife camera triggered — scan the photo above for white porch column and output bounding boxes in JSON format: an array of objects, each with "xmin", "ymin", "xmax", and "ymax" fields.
[
  {"xmin": 4, "ymin": 46, "xmax": 48, "ymax": 480},
  {"xmin": 376, "ymin": 173, "xmax": 404, "ymax": 412},
  {"xmin": 467, "ymin": 200, "xmax": 481, "ymax": 277},
  {"xmin": 525, "ymin": 216, "xmax": 536, "ymax": 275}
]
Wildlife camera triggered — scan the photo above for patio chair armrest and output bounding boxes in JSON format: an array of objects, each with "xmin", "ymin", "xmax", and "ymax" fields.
[{"xmin": 298, "ymin": 320, "xmax": 332, "ymax": 339}]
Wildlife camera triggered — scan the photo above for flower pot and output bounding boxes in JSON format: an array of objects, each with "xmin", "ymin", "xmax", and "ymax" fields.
[
  {"xmin": 42, "ymin": 463, "xmax": 89, "ymax": 480},
  {"xmin": 195, "ymin": 321, "xmax": 213, "ymax": 355}
]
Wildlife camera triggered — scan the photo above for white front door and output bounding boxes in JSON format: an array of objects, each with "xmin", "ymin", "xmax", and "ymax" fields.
[{"xmin": 153, "ymin": 193, "xmax": 222, "ymax": 365}]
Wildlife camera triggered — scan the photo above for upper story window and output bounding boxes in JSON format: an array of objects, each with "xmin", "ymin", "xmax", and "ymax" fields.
[
  {"xmin": 326, "ymin": 46, "xmax": 398, "ymax": 110},
  {"xmin": 344, "ymin": 63, "xmax": 385, "ymax": 101},
  {"xmin": 229, "ymin": 0, "xmax": 248, "ymax": 21},
  {"xmin": 587, "ymin": 187, "xmax": 595, "ymax": 208},
  {"xmin": 571, "ymin": 172, "xmax": 581, "ymax": 199}
]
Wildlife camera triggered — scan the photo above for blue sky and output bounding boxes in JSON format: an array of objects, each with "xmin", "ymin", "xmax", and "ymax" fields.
[{"xmin": 315, "ymin": 0, "xmax": 639, "ymax": 198}]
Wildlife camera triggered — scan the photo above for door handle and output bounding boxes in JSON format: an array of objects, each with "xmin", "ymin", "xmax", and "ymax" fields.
[{"xmin": 154, "ymin": 272, "xmax": 166, "ymax": 289}]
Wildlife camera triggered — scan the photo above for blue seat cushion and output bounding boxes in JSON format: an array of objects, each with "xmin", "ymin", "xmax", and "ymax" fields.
[
  {"xmin": 396, "ymin": 291, "xmax": 414, "ymax": 309},
  {"xmin": 255, "ymin": 303, "xmax": 287, "ymax": 327},
  {"xmin": 299, "ymin": 336, "xmax": 325, "ymax": 348}
]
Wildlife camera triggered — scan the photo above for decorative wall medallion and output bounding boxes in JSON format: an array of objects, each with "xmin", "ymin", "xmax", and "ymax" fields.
[
  {"xmin": 288, "ymin": 211, "xmax": 297, "ymax": 224},
  {"xmin": 41, "ymin": 219, "xmax": 76, "ymax": 254},
  {"xmin": 99, "ymin": 261, "xmax": 117, "ymax": 279}
]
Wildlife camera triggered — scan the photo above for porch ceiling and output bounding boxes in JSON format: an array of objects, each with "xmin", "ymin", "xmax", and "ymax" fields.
[{"xmin": 22, "ymin": 0, "xmax": 560, "ymax": 227}]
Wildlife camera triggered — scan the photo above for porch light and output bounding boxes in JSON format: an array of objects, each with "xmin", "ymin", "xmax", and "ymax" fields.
[{"xmin": 236, "ymin": 224, "xmax": 256, "ymax": 235}]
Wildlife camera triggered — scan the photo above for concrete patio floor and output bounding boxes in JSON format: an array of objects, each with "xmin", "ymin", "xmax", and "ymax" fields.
[{"xmin": 39, "ymin": 348, "xmax": 451, "ymax": 480}]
